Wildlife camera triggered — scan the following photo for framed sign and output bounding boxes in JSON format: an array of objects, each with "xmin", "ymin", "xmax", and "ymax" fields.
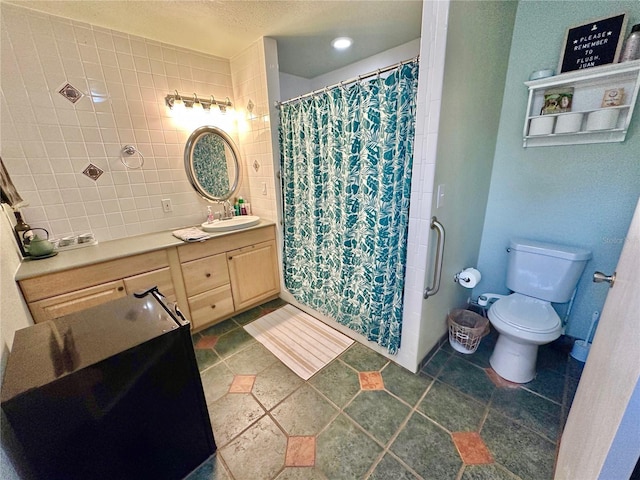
[{"xmin": 558, "ymin": 13, "xmax": 627, "ymax": 73}]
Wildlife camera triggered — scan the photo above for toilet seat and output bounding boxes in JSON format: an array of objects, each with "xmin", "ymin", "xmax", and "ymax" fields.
[{"xmin": 490, "ymin": 293, "xmax": 560, "ymax": 334}]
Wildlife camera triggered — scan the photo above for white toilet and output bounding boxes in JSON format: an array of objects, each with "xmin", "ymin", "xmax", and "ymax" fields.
[{"xmin": 483, "ymin": 238, "xmax": 591, "ymax": 383}]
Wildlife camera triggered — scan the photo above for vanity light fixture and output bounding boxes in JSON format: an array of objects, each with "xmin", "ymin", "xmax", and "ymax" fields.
[
  {"xmin": 192, "ymin": 93, "xmax": 204, "ymax": 111},
  {"xmin": 331, "ymin": 37, "xmax": 353, "ymax": 50},
  {"xmin": 165, "ymin": 91, "xmax": 232, "ymax": 113}
]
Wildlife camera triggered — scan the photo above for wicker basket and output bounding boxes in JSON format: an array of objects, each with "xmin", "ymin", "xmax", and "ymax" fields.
[{"xmin": 447, "ymin": 309, "xmax": 489, "ymax": 354}]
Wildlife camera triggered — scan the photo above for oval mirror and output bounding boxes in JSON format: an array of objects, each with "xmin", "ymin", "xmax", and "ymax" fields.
[{"xmin": 184, "ymin": 125, "xmax": 240, "ymax": 202}]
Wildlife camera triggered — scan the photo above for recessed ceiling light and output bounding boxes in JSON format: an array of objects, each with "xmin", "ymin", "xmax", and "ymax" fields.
[{"xmin": 331, "ymin": 37, "xmax": 353, "ymax": 50}]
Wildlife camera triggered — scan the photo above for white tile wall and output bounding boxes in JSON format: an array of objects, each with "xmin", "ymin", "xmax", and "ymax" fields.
[
  {"xmin": 230, "ymin": 40, "xmax": 278, "ymax": 221},
  {"xmin": 0, "ymin": 3, "xmax": 244, "ymax": 242}
]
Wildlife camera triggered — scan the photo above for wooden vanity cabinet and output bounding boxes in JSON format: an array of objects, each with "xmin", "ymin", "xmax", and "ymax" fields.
[
  {"xmin": 20, "ymin": 250, "xmax": 172, "ymax": 324},
  {"xmin": 177, "ymin": 225, "xmax": 280, "ymax": 330},
  {"xmin": 227, "ymin": 240, "xmax": 280, "ymax": 311},
  {"xmin": 19, "ymin": 224, "xmax": 281, "ymax": 329}
]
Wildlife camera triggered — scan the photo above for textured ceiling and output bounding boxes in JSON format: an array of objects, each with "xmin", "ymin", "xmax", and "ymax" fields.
[{"xmin": 6, "ymin": 0, "xmax": 423, "ymax": 78}]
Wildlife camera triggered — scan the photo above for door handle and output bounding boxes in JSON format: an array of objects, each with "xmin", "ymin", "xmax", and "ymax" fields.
[
  {"xmin": 593, "ymin": 271, "xmax": 616, "ymax": 287},
  {"xmin": 424, "ymin": 216, "xmax": 445, "ymax": 299}
]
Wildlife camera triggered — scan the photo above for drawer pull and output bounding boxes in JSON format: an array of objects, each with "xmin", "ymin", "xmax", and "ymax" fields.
[
  {"xmin": 211, "ymin": 304, "xmax": 216, "ymax": 309},
  {"xmin": 228, "ymin": 256, "xmax": 233, "ymax": 260},
  {"xmin": 117, "ymin": 286, "xmax": 124, "ymax": 292},
  {"xmin": 205, "ymin": 273, "xmax": 211, "ymax": 278}
]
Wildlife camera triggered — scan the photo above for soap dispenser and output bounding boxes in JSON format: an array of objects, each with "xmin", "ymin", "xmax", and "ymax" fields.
[{"xmin": 206, "ymin": 206, "xmax": 214, "ymax": 224}]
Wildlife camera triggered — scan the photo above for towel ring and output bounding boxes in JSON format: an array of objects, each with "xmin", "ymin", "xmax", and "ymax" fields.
[{"xmin": 121, "ymin": 145, "xmax": 144, "ymax": 169}]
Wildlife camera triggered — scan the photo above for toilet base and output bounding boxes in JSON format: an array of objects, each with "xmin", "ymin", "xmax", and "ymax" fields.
[{"xmin": 489, "ymin": 334, "xmax": 539, "ymax": 383}]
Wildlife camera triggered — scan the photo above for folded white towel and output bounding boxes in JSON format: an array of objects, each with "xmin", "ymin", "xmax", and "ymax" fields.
[{"xmin": 172, "ymin": 227, "xmax": 213, "ymax": 242}]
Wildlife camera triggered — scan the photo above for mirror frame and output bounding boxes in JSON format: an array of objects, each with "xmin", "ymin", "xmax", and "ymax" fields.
[{"xmin": 184, "ymin": 125, "xmax": 240, "ymax": 202}]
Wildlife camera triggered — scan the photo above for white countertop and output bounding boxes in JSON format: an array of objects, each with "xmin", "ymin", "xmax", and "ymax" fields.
[{"xmin": 15, "ymin": 219, "xmax": 276, "ymax": 281}]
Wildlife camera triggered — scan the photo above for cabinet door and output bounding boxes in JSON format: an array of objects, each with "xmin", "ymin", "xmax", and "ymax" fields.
[
  {"xmin": 187, "ymin": 285, "xmax": 235, "ymax": 330},
  {"xmin": 181, "ymin": 254, "xmax": 229, "ymax": 297},
  {"xmin": 227, "ymin": 240, "xmax": 280, "ymax": 311},
  {"xmin": 123, "ymin": 267, "xmax": 176, "ymax": 302},
  {"xmin": 29, "ymin": 280, "xmax": 127, "ymax": 324}
]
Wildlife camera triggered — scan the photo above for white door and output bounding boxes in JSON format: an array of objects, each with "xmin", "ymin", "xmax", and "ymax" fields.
[{"xmin": 555, "ymin": 198, "xmax": 640, "ymax": 479}]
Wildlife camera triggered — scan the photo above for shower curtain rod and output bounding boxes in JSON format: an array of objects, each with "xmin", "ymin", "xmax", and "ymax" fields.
[{"xmin": 276, "ymin": 55, "xmax": 419, "ymax": 108}]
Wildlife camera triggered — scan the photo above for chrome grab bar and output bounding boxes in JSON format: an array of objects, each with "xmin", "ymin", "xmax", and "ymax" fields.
[{"xmin": 424, "ymin": 216, "xmax": 445, "ymax": 299}]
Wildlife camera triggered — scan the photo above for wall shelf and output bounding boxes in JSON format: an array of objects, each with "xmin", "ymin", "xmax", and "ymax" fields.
[{"xmin": 523, "ymin": 60, "xmax": 640, "ymax": 147}]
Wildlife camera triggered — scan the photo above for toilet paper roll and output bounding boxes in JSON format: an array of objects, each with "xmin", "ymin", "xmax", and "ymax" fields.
[{"xmin": 458, "ymin": 268, "xmax": 481, "ymax": 288}]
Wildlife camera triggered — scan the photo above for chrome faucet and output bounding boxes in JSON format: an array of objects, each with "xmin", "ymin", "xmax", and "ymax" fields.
[{"xmin": 221, "ymin": 200, "xmax": 233, "ymax": 220}]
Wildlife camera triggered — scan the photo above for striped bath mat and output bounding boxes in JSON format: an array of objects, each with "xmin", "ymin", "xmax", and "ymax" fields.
[{"xmin": 244, "ymin": 304, "xmax": 354, "ymax": 380}]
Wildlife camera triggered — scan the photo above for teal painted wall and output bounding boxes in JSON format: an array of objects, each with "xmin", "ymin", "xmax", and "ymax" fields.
[
  {"xmin": 420, "ymin": 0, "xmax": 517, "ymax": 357},
  {"xmin": 475, "ymin": 2, "xmax": 640, "ymax": 340}
]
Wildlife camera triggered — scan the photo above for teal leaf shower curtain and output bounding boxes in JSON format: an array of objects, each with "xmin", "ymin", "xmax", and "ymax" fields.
[{"xmin": 279, "ymin": 61, "xmax": 418, "ymax": 354}]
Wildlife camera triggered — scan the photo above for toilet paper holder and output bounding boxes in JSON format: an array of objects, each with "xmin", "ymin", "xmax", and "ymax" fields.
[{"xmin": 454, "ymin": 268, "xmax": 482, "ymax": 288}]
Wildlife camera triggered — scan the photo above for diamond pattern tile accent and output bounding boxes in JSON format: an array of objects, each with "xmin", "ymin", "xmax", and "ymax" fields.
[
  {"xmin": 229, "ymin": 375, "xmax": 256, "ymax": 393},
  {"xmin": 58, "ymin": 82, "xmax": 83, "ymax": 103},
  {"xmin": 485, "ymin": 368, "xmax": 521, "ymax": 389},
  {"xmin": 452, "ymin": 432, "xmax": 494, "ymax": 465},
  {"xmin": 82, "ymin": 164, "xmax": 103, "ymax": 181},
  {"xmin": 285, "ymin": 436, "xmax": 315, "ymax": 467},
  {"xmin": 195, "ymin": 335, "xmax": 219, "ymax": 349},
  {"xmin": 359, "ymin": 371, "xmax": 385, "ymax": 390}
]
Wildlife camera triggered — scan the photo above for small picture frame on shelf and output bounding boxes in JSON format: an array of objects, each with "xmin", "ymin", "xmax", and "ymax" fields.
[
  {"xmin": 558, "ymin": 13, "xmax": 627, "ymax": 73},
  {"xmin": 601, "ymin": 88, "xmax": 625, "ymax": 107},
  {"xmin": 541, "ymin": 87, "xmax": 574, "ymax": 114}
]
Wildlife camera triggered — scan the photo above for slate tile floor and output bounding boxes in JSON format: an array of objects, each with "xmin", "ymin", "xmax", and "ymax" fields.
[{"xmin": 186, "ymin": 300, "xmax": 583, "ymax": 480}]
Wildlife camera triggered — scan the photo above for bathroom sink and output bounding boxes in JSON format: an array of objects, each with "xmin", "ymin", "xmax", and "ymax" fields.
[{"xmin": 201, "ymin": 216, "xmax": 260, "ymax": 232}]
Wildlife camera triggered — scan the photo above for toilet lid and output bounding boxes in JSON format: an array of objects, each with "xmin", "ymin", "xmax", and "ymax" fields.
[{"xmin": 490, "ymin": 294, "xmax": 560, "ymax": 333}]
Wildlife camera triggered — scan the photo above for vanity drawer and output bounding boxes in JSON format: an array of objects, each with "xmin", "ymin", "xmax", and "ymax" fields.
[
  {"xmin": 181, "ymin": 254, "xmax": 229, "ymax": 297},
  {"xmin": 177, "ymin": 225, "xmax": 276, "ymax": 263},
  {"xmin": 123, "ymin": 267, "xmax": 176, "ymax": 302},
  {"xmin": 29, "ymin": 280, "xmax": 127, "ymax": 324},
  {"xmin": 187, "ymin": 285, "xmax": 234, "ymax": 329}
]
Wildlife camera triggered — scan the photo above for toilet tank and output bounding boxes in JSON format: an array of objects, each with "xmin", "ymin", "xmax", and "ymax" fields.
[{"xmin": 506, "ymin": 238, "xmax": 592, "ymax": 303}]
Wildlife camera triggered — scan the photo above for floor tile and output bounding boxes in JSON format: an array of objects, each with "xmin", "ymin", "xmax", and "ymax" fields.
[
  {"xmin": 200, "ymin": 362, "xmax": 235, "ymax": 405},
  {"xmin": 232, "ymin": 307, "xmax": 266, "ymax": 326},
  {"xmin": 482, "ymin": 410, "xmax": 556, "ymax": 480},
  {"xmin": 420, "ymin": 349, "xmax": 451, "ymax": 377},
  {"xmin": 271, "ymin": 384, "xmax": 338, "ymax": 436},
  {"xmin": 437, "ymin": 356, "xmax": 496, "ymax": 404},
  {"xmin": 228, "ymin": 375, "xmax": 255, "ymax": 393},
  {"xmin": 214, "ymin": 328, "xmax": 255, "ymax": 359},
  {"xmin": 345, "ymin": 390, "xmax": 411, "ymax": 444},
  {"xmin": 452, "ymin": 432, "xmax": 494, "ymax": 465},
  {"xmin": 490, "ymin": 388, "xmax": 561, "ymax": 441},
  {"xmin": 275, "ymin": 467, "xmax": 326, "ymax": 480},
  {"xmin": 285, "ymin": 436, "xmax": 315, "ymax": 467},
  {"xmin": 196, "ymin": 335, "xmax": 219, "ymax": 350},
  {"xmin": 309, "ymin": 359, "xmax": 360, "ymax": 408},
  {"xmin": 184, "ymin": 453, "xmax": 231, "ymax": 480},
  {"xmin": 524, "ymin": 367, "xmax": 566, "ymax": 403},
  {"xmin": 260, "ymin": 297, "xmax": 288, "ymax": 313},
  {"xmin": 195, "ymin": 348, "xmax": 221, "ymax": 372},
  {"xmin": 200, "ymin": 319, "xmax": 240, "ymax": 337},
  {"xmin": 225, "ymin": 342, "xmax": 278, "ymax": 375},
  {"xmin": 381, "ymin": 362, "xmax": 431, "ymax": 406},
  {"xmin": 368, "ymin": 453, "xmax": 418, "ymax": 479},
  {"xmin": 207, "ymin": 393, "xmax": 265, "ymax": 446},
  {"xmin": 340, "ymin": 342, "xmax": 389, "ymax": 371},
  {"xmin": 460, "ymin": 463, "xmax": 519, "ymax": 480},
  {"xmin": 390, "ymin": 412, "xmax": 463, "ymax": 479},
  {"xmin": 219, "ymin": 415, "xmax": 286, "ymax": 480},
  {"xmin": 485, "ymin": 368, "xmax": 520, "ymax": 389},
  {"xmin": 417, "ymin": 380, "xmax": 486, "ymax": 433},
  {"xmin": 252, "ymin": 361, "xmax": 303, "ymax": 411},
  {"xmin": 359, "ymin": 371, "xmax": 385, "ymax": 390},
  {"xmin": 316, "ymin": 414, "xmax": 383, "ymax": 479}
]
